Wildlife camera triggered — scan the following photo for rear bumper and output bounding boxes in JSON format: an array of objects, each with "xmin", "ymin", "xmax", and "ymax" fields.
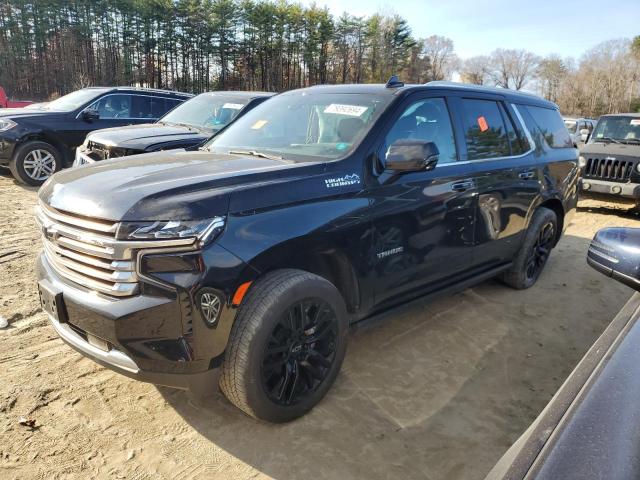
[{"xmin": 580, "ymin": 178, "xmax": 640, "ymax": 199}]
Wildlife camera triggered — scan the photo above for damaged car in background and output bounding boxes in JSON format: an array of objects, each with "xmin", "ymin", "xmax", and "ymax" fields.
[{"xmin": 74, "ymin": 91, "xmax": 274, "ymax": 166}]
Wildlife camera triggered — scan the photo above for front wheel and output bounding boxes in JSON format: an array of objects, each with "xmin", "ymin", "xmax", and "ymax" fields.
[
  {"xmin": 501, "ymin": 207, "xmax": 558, "ymax": 290},
  {"xmin": 10, "ymin": 140, "xmax": 62, "ymax": 186},
  {"xmin": 219, "ymin": 269, "xmax": 348, "ymax": 422}
]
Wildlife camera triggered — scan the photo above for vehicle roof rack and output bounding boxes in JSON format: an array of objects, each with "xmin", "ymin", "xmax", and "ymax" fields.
[{"xmin": 386, "ymin": 75, "xmax": 404, "ymax": 88}]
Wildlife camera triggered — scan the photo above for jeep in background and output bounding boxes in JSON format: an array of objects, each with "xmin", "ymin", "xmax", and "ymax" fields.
[
  {"xmin": 74, "ymin": 91, "xmax": 274, "ymax": 166},
  {"xmin": 0, "ymin": 87, "xmax": 193, "ymax": 185},
  {"xmin": 579, "ymin": 113, "xmax": 640, "ymax": 209},
  {"xmin": 563, "ymin": 116, "xmax": 596, "ymax": 147},
  {"xmin": 36, "ymin": 79, "xmax": 578, "ymax": 422}
]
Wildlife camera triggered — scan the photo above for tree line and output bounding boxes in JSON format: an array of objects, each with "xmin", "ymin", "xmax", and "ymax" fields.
[
  {"xmin": 0, "ymin": 0, "xmax": 448, "ymax": 100},
  {"xmin": 1, "ymin": 1, "xmax": 638, "ymax": 118}
]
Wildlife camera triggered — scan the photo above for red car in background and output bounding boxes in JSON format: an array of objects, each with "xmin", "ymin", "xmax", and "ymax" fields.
[{"xmin": 0, "ymin": 87, "xmax": 33, "ymax": 108}]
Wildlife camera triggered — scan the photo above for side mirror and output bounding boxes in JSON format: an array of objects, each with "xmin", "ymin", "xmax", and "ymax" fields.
[
  {"xmin": 385, "ymin": 139, "xmax": 439, "ymax": 172},
  {"xmin": 587, "ymin": 227, "xmax": 640, "ymax": 291},
  {"xmin": 579, "ymin": 128, "xmax": 590, "ymax": 142},
  {"xmin": 81, "ymin": 109, "xmax": 99, "ymax": 122}
]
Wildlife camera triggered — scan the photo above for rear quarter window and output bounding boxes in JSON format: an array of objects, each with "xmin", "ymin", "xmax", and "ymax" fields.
[{"xmin": 522, "ymin": 105, "xmax": 573, "ymax": 149}]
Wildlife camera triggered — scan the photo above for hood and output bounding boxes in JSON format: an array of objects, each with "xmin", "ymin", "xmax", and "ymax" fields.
[
  {"xmin": 87, "ymin": 123, "xmax": 210, "ymax": 151},
  {"xmin": 0, "ymin": 107, "xmax": 65, "ymax": 120},
  {"xmin": 582, "ymin": 142, "xmax": 640, "ymax": 159},
  {"xmin": 39, "ymin": 150, "xmax": 308, "ymax": 221}
]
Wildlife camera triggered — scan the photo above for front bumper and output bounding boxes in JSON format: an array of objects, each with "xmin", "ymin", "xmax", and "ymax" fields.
[
  {"xmin": 0, "ymin": 136, "xmax": 17, "ymax": 164},
  {"xmin": 579, "ymin": 178, "xmax": 640, "ymax": 199},
  {"xmin": 37, "ymin": 252, "xmax": 226, "ymax": 390}
]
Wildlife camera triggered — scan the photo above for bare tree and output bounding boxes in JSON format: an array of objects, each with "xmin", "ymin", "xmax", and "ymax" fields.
[
  {"xmin": 460, "ymin": 55, "xmax": 491, "ymax": 84},
  {"xmin": 537, "ymin": 55, "xmax": 568, "ymax": 103},
  {"xmin": 421, "ymin": 35, "xmax": 459, "ymax": 81},
  {"xmin": 488, "ymin": 48, "xmax": 539, "ymax": 90}
]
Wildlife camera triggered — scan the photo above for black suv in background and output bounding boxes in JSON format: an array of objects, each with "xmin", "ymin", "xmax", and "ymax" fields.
[
  {"xmin": 36, "ymin": 80, "xmax": 578, "ymax": 422},
  {"xmin": 0, "ymin": 87, "xmax": 192, "ymax": 185},
  {"xmin": 74, "ymin": 91, "xmax": 274, "ymax": 165},
  {"xmin": 579, "ymin": 113, "xmax": 640, "ymax": 208}
]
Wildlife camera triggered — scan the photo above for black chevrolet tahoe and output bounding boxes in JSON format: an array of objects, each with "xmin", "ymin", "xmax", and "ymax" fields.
[
  {"xmin": 74, "ymin": 91, "xmax": 274, "ymax": 166},
  {"xmin": 36, "ymin": 79, "xmax": 578, "ymax": 422},
  {"xmin": 0, "ymin": 87, "xmax": 192, "ymax": 185},
  {"xmin": 579, "ymin": 113, "xmax": 640, "ymax": 209}
]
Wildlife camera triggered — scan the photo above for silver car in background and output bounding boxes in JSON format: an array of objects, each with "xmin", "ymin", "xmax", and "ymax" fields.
[{"xmin": 563, "ymin": 117, "xmax": 597, "ymax": 147}]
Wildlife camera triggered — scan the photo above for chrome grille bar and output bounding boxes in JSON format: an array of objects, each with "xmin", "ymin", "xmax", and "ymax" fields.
[{"xmin": 36, "ymin": 203, "xmax": 196, "ymax": 297}]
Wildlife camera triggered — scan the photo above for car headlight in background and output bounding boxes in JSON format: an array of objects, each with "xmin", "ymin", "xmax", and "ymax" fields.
[
  {"xmin": 0, "ymin": 119, "xmax": 17, "ymax": 132},
  {"xmin": 117, "ymin": 217, "xmax": 226, "ymax": 246},
  {"xmin": 578, "ymin": 155, "xmax": 587, "ymax": 168}
]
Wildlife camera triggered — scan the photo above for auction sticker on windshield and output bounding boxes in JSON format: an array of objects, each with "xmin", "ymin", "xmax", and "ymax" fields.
[
  {"xmin": 223, "ymin": 103, "xmax": 244, "ymax": 110},
  {"xmin": 630, "ymin": 119, "xmax": 640, "ymax": 126},
  {"xmin": 324, "ymin": 104, "xmax": 368, "ymax": 116}
]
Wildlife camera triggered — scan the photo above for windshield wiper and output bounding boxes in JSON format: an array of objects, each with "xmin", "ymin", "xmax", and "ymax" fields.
[
  {"xmin": 594, "ymin": 136, "xmax": 621, "ymax": 144},
  {"xmin": 622, "ymin": 138, "xmax": 640, "ymax": 144},
  {"xmin": 228, "ymin": 150, "xmax": 283, "ymax": 160}
]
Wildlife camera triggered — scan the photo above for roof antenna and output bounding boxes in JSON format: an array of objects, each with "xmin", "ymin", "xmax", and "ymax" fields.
[{"xmin": 386, "ymin": 75, "xmax": 404, "ymax": 88}]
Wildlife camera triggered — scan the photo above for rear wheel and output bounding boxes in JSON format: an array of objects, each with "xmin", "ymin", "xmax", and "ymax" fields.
[
  {"xmin": 10, "ymin": 140, "xmax": 62, "ymax": 186},
  {"xmin": 501, "ymin": 207, "xmax": 558, "ymax": 289},
  {"xmin": 219, "ymin": 269, "xmax": 348, "ymax": 422}
]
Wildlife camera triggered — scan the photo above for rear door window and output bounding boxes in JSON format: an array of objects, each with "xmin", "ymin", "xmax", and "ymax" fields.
[
  {"xmin": 460, "ymin": 98, "xmax": 510, "ymax": 160},
  {"xmin": 523, "ymin": 105, "xmax": 573, "ymax": 148},
  {"xmin": 130, "ymin": 95, "xmax": 154, "ymax": 119}
]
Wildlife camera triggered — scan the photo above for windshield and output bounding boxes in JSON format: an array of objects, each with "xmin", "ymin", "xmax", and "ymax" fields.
[
  {"xmin": 590, "ymin": 116, "xmax": 640, "ymax": 144},
  {"xmin": 205, "ymin": 91, "xmax": 393, "ymax": 162},
  {"xmin": 563, "ymin": 119, "xmax": 577, "ymax": 134},
  {"xmin": 44, "ymin": 88, "xmax": 109, "ymax": 112},
  {"xmin": 161, "ymin": 94, "xmax": 249, "ymax": 131}
]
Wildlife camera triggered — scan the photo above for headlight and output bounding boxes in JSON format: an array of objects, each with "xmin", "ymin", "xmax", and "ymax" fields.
[
  {"xmin": 0, "ymin": 118, "xmax": 17, "ymax": 132},
  {"xmin": 117, "ymin": 217, "xmax": 226, "ymax": 245},
  {"xmin": 578, "ymin": 155, "xmax": 587, "ymax": 168}
]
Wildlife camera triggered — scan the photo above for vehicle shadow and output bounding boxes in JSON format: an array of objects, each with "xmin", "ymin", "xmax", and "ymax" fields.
[
  {"xmin": 576, "ymin": 204, "xmax": 640, "ymax": 220},
  {"xmin": 0, "ymin": 166, "xmax": 40, "ymax": 192},
  {"xmin": 159, "ymin": 233, "xmax": 633, "ymax": 480}
]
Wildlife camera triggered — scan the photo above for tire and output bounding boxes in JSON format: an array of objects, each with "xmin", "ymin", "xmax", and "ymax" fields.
[
  {"xmin": 501, "ymin": 207, "xmax": 558, "ymax": 290},
  {"xmin": 9, "ymin": 140, "xmax": 62, "ymax": 186},
  {"xmin": 219, "ymin": 269, "xmax": 348, "ymax": 422}
]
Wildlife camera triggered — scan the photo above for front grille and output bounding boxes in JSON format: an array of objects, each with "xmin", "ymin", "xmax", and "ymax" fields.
[
  {"xmin": 583, "ymin": 157, "xmax": 635, "ymax": 182},
  {"xmin": 36, "ymin": 203, "xmax": 196, "ymax": 297}
]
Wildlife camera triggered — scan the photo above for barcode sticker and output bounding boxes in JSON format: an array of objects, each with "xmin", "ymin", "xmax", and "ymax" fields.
[{"xmin": 324, "ymin": 104, "xmax": 368, "ymax": 116}]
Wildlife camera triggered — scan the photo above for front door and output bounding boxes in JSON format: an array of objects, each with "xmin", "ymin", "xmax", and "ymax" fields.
[{"xmin": 367, "ymin": 95, "xmax": 477, "ymax": 309}]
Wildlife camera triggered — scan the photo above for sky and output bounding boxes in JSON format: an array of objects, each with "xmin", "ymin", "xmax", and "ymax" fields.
[{"xmin": 300, "ymin": 0, "xmax": 639, "ymax": 60}]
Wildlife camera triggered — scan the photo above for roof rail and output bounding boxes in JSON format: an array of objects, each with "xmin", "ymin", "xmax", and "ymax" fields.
[
  {"xmin": 113, "ymin": 86, "xmax": 193, "ymax": 96},
  {"xmin": 386, "ymin": 75, "xmax": 404, "ymax": 88}
]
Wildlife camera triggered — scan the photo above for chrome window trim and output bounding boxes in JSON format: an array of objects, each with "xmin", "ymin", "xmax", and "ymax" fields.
[
  {"xmin": 511, "ymin": 103, "xmax": 537, "ymax": 151},
  {"xmin": 76, "ymin": 92, "xmax": 178, "ymax": 120}
]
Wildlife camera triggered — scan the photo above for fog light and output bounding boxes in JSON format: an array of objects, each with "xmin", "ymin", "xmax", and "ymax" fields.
[
  {"xmin": 612, "ymin": 185, "xmax": 622, "ymax": 194},
  {"xmin": 197, "ymin": 289, "xmax": 223, "ymax": 327},
  {"xmin": 582, "ymin": 182, "xmax": 591, "ymax": 190}
]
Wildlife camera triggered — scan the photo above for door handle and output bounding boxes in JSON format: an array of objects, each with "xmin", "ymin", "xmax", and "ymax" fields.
[
  {"xmin": 519, "ymin": 170, "xmax": 536, "ymax": 180},
  {"xmin": 451, "ymin": 179, "xmax": 475, "ymax": 192}
]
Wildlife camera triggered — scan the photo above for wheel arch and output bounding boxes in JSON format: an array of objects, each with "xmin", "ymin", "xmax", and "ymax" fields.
[{"xmin": 14, "ymin": 132, "xmax": 68, "ymax": 164}]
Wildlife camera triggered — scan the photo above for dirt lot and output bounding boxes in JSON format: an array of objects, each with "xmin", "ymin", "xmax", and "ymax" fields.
[{"xmin": 0, "ymin": 169, "xmax": 638, "ymax": 480}]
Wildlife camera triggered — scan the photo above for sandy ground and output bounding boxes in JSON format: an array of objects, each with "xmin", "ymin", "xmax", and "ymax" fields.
[{"xmin": 0, "ymin": 168, "xmax": 639, "ymax": 480}]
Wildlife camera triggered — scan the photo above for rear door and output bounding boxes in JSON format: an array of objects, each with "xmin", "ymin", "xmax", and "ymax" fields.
[
  {"xmin": 367, "ymin": 93, "xmax": 478, "ymax": 308},
  {"xmin": 449, "ymin": 95, "xmax": 541, "ymax": 270}
]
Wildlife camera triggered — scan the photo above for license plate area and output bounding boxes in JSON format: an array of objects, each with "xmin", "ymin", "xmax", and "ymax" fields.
[{"xmin": 38, "ymin": 280, "xmax": 67, "ymax": 323}]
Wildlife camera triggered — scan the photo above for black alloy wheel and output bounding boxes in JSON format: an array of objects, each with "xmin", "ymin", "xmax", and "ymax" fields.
[
  {"xmin": 261, "ymin": 299, "xmax": 338, "ymax": 406},
  {"xmin": 525, "ymin": 221, "xmax": 555, "ymax": 281}
]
